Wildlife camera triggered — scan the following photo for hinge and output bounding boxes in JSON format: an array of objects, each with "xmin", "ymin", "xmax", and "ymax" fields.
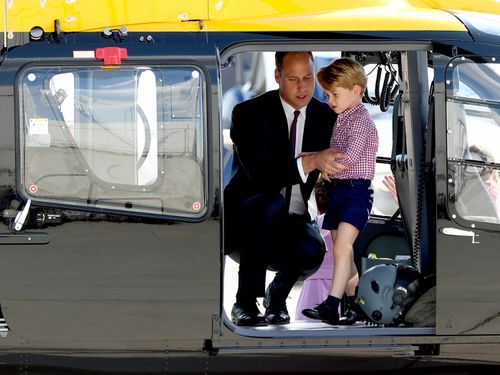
[
  {"xmin": 212, "ymin": 313, "xmax": 221, "ymax": 338},
  {"xmin": 203, "ymin": 339, "xmax": 218, "ymax": 356}
]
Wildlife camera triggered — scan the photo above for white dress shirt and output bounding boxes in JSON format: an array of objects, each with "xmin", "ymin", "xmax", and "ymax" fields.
[{"xmin": 280, "ymin": 98, "xmax": 317, "ymax": 219}]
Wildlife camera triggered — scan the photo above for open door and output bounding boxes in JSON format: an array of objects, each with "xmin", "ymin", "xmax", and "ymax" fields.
[{"xmin": 434, "ymin": 40, "xmax": 500, "ymax": 335}]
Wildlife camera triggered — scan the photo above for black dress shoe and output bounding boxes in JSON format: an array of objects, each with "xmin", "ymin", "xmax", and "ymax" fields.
[
  {"xmin": 337, "ymin": 296, "xmax": 367, "ymax": 325},
  {"xmin": 265, "ymin": 308, "xmax": 290, "ymax": 325},
  {"xmin": 338, "ymin": 308, "xmax": 358, "ymax": 325},
  {"xmin": 263, "ymin": 284, "xmax": 290, "ymax": 325},
  {"xmin": 302, "ymin": 300, "xmax": 339, "ymax": 325},
  {"xmin": 231, "ymin": 302, "xmax": 267, "ymax": 326}
]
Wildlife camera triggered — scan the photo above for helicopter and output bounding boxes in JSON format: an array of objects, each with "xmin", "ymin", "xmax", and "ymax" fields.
[{"xmin": 0, "ymin": 0, "xmax": 499, "ymax": 373}]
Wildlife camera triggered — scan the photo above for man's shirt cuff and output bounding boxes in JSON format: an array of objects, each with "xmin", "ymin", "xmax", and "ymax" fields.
[{"xmin": 297, "ymin": 157, "xmax": 308, "ymax": 183}]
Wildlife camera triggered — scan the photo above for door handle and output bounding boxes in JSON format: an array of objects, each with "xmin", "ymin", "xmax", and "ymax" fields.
[{"xmin": 440, "ymin": 227, "xmax": 479, "ymax": 244}]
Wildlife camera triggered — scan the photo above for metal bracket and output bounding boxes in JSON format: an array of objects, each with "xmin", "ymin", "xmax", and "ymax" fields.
[{"xmin": 211, "ymin": 314, "xmax": 221, "ymax": 338}]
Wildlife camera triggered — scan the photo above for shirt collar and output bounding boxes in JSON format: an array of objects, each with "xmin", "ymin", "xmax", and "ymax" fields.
[
  {"xmin": 280, "ymin": 96, "xmax": 306, "ymax": 121},
  {"xmin": 338, "ymin": 104, "xmax": 364, "ymax": 121}
]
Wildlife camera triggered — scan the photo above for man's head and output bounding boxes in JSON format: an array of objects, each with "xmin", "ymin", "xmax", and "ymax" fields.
[{"xmin": 275, "ymin": 51, "xmax": 315, "ymax": 110}]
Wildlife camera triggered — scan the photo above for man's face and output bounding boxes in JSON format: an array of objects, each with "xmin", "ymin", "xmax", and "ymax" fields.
[{"xmin": 275, "ymin": 52, "xmax": 315, "ymax": 110}]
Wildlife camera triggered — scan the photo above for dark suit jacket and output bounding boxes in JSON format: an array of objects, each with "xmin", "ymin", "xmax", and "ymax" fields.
[{"xmin": 224, "ymin": 90, "xmax": 336, "ymax": 221}]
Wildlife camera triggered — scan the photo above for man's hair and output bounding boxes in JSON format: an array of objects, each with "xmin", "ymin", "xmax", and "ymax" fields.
[
  {"xmin": 275, "ymin": 51, "xmax": 314, "ymax": 72},
  {"xmin": 317, "ymin": 57, "xmax": 367, "ymax": 92}
]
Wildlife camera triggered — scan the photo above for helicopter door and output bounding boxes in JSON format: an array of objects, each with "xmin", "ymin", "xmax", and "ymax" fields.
[
  {"xmin": 0, "ymin": 60, "xmax": 217, "ymax": 344},
  {"xmin": 434, "ymin": 42, "xmax": 500, "ymax": 335}
]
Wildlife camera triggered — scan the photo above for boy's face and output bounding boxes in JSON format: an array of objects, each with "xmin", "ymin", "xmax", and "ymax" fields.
[{"xmin": 324, "ymin": 84, "xmax": 362, "ymax": 114}]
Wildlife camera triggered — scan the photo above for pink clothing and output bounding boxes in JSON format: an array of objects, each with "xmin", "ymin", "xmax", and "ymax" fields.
[
  {"xmin": 295, "ymin": 214, "xmax": 334, "ymax": 320},
  {"xmin": 295, "ymin": 279, "xmax": 333, "ymax": 320},
  {"xmin": 307, "ymin": 226, "xmax": 333, "ymax": 279},
  {"xmin": 330, "ymin": 104, "xmax": 378, "ymax": 180},
  {"xmin": 486, "ymin": 180, "xmax": 500, "ymax": 216}
]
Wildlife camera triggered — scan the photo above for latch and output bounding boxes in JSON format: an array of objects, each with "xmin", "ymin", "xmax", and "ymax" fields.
[
  {"xmin": 440, "ymin": 227, "xmax": 479, "ymax": 244},
  {"xmin": 1, "ymin": 200, "xmax": 51, "ymax": 245},
  {"xmin": 95, "ymin": 47, "xmax": 128, "ymax": 65}
]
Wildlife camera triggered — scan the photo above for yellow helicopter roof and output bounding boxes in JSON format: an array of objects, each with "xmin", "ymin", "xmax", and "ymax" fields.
[{"xmin": 1, "ymin": 0, "xmax": 498, "ymax": 34}]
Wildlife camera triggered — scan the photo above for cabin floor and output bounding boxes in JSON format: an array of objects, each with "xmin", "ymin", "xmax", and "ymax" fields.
[{"xmin": 223, "ymin": 256, "xmax": 435, "ymax": 337}]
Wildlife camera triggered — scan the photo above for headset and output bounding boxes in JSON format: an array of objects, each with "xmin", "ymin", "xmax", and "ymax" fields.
[{"xmin": 356, "ymin": 263, "xmax": 421, "ymax": 325}]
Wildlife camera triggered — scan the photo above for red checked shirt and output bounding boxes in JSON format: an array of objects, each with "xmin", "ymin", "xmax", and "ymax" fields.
[{"xmin": 330, "ymin": 104, "xmax": 378, "ymax": 180}]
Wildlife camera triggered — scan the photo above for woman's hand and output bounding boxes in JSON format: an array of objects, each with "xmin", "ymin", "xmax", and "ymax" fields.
[{"xmin": 383, "ymin": 175, "xmax": 398, "ymax": 204}]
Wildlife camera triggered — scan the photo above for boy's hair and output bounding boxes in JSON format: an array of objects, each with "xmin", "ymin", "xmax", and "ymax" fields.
[
  {"xmin": 317, "ymin": 57, "xmax": 367, "ymax": 92},
  {"xmin": 275, "ymin": 51, "xmax": 314, "ymax": 72}
]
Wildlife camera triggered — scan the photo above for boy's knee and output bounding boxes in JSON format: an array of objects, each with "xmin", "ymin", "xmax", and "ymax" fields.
[{"xmin": 334, "ymin": 243, "xmax": 354, "ymax": 258}]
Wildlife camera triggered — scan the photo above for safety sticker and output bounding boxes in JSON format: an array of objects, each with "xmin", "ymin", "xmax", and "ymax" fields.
[
  {"xmin": 73, "ymin": 50, "xmax": 95, "ymax": 59},
  {"xmin": 29, "ymin": 118, "xmax": 48, "ymax": 135},
  {"xmin": 192, "ymin": 201, "xmax": 202, "ymax": 211}
]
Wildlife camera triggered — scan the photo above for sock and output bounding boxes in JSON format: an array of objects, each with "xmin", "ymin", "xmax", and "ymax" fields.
[
  {"xmin": 325, "ymin": 295, "xmax": 341, "ymax": 311},
  {"xmin": 347, "ymin": 295, "xmax": 356, "ymax": 308},
  {"xmin": 236, "ymin": 293, "xmax": 255, "ymax": 306}
]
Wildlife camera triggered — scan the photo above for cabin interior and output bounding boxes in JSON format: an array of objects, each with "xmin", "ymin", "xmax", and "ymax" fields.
[{"xmin": 220, "ymin": 46, "xmax": 500, "ymax": 337}]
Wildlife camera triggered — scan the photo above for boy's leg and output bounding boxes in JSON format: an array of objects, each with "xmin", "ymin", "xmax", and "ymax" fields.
[
  {"xmin": 331, "ymin": 229, "xmax": 359, "ymax": 297},
  {"xmin": 338, "ymin": 260, "xmax": 364, "ymax": 325},
  {"xmin": 346, "ymin": 271, "xmax": 359, "ymax": 296},
  {"xmin": 330, "ymin": 222, "xmax": 359, "ymax": 298},
  {"xmin": 302, "ymin": 222, "xmax": 359, "ymax": 324}
]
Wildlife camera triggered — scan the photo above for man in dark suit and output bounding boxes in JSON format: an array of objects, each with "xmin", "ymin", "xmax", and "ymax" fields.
[{"xmin": 225, "ymin": 51, "xmax": 347, "ymax": 326}]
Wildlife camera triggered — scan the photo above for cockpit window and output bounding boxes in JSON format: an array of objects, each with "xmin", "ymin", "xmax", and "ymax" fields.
[
  {"xmin": 446, "ymin": 57, "xmax": 500, "ymax": 224},
  {"xmin": 18, "ymin": 66, "xmax": 207, "ymax": 219}
]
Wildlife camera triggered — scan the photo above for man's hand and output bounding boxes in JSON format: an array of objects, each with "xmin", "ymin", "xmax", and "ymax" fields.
[{"xmin": 300, "ymin": 148, "xmax": 347, "ymax": 178}]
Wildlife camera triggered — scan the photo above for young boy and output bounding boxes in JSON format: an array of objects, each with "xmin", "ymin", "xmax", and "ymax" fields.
[{"xmin": 302, "ymin": 57, "xmax": 378, "ymax": 325}]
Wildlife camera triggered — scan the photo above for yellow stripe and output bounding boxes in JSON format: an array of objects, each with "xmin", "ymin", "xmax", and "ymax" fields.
[
  {"xmin": 408, "ymin": 0, "xmax": 500, "ymax": 15},
  {"xmin": 2, "ymin": 0, "xmax": 490, "ymax": 33},
  {"xmin": 205, "ymin": 7, "xmax": 467, "ymax": 32},
  {"xmin": 2, "ymin": 0, "xmax": 207, "ymax": 33}
]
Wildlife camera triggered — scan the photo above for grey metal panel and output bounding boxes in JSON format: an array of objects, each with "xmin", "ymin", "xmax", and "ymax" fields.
[
  {"xmin": 0, "ymin": 220, "xmax": 220, "ymax": 347},
  {"xmin": 434, "ymin": 44, "xmax": 500, "ymax": 335},
  {"xmin": 436, "ymin": 218, "xmax": 500, "ymax": 334}
]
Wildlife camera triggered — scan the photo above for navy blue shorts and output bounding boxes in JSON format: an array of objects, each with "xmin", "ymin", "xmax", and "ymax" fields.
[{"xmin": 322, "ymin": 179, "xmax": 374, "ymax": 232}]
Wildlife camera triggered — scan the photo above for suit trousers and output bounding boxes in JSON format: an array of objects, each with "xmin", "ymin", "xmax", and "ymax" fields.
[{"xmin": 230, "ymin": 192, "xmax": 326, "ymax": 301}]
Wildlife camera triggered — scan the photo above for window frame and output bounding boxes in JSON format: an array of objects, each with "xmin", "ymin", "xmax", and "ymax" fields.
[
  {"xmin": 445, "ymin": 56, "xmax": 500, "ymax": 227},
  {"xmin": 16, "ymin": 61, "xmax": 210, "ymax": 221}
]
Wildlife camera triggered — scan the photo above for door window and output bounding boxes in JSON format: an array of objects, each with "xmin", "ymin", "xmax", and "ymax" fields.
[
  {"xmin": 446, "ymin": 57, "xmax": 500, "ymax": 224},
  {"xmin": 18, "ymin": 65, "xmax": 207, "ymax": 218}
]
